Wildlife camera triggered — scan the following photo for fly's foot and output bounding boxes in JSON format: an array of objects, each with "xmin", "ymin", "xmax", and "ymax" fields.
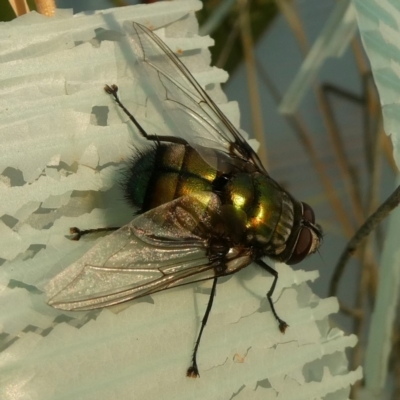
[
  {"xmin": 104, "ymin": 84, "xmax": 118, "ymax": 95},
  {"xmin": 278, "ymin": 320, "xmax": 289, "ymax": 334},
  {"xmin": 69, "ymin": 227, "xmax": 82, "ymax": 241},
  {"xmin": 186, "ymin": 363, "xmax": 200, "ymax": 378}
]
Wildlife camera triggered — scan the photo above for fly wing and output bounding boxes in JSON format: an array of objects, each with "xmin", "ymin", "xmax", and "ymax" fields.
[
  {"xmin": 47, "ymin": 225, "xmax": 215, "ymax": 311},
  {"xmin": 123, "ymin": 22, "xmax": 267, "ymax": 174},
  {"xmin": 47, "ymin": 196, "xmax": 219, "ymax": 311}
]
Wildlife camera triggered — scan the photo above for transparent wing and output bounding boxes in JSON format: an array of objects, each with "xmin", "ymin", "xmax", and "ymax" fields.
[
  {"xmin": 47, "ymin": 227, "xmax": 215, "ymax": 311},
  {"xmin": 123, "ymin": 22, "xmax": 267, "ymax": 174},
  {"xmin": 48, "ymin": 196, "xmax": 218, "ymax": 311}
]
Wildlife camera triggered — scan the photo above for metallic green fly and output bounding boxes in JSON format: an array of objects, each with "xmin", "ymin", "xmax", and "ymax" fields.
[{"xmin": 48, "ymin": 22, "xmax": 322, "ymax": 378}]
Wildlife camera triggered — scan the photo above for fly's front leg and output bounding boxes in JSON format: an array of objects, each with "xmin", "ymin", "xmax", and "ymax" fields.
[
  {"xmin": 187, "ymin": 238, "xmax": 230, "ymax": 378},
  {"xmin": 187, "ymin": 277, "xmax": 218, "ymax": 378},
  {"xmin": 255, "ymin": 259, "xmax": 288, "ymax": 333}
]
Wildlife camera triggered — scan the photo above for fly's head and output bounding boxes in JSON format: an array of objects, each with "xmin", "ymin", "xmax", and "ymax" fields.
[{"xmin": 285, "ymin": 202, "xmax": 322, "ymax": 265}]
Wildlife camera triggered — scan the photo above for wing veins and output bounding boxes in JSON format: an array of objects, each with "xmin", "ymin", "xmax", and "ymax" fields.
[
  {"xmin": 154, "ymin": 70, "xmax": 230, "ymax": 142},
  {"xmin": 67, "ymin": 262, "xmax": 218, "ymax": 310},
  {"xmin": 130, "ymin": 23, "xmax": 266, "ymax": 169},
  {"xmin": 88, "ymin": 265, "xmax": 166, "ymax": 274}
]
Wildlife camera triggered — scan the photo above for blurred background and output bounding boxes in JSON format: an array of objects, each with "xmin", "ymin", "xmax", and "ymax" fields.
[{"xmin": 1, "ymin": 0, "xmax": 398, "ymax": 398}]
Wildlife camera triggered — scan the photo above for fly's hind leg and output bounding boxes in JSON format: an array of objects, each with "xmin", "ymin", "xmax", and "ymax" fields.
[
  {"xmin": 256, "ymin": 259, "xmax": 289, "ymax": 333},
  {"xmin": 69, "ymin": 226, "xmax": 120, "ymax": 241},
  {"xmin": 104, "ymin": 84, "xmax": 187, "ymax": 145}
]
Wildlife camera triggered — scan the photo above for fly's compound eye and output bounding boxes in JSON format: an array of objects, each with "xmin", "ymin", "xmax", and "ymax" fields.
[
  {"xmin": 286, "ymin": 227, "xmax": 313, "ymax": 265},
  {"xmin": 287, "ymin": 202, "xmax": 319, "ymax": 265},
  {"xmin": 301, "ymin": 202, "xmax": 315, "ymax": 224}
]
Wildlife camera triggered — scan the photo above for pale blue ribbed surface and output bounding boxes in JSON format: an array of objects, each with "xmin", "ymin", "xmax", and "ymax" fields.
[{"xmin": 353, "ymin": 0, "xmax": 400, "ymax": 398}]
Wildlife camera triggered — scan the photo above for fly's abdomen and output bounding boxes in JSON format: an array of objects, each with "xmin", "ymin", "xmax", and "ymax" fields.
[{"xmin": 125, "ymin": 144, "xmax": 217, "ymax": 212}]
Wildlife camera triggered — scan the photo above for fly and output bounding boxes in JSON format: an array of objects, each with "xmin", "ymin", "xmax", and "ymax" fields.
[{"xmin": 48, "ymin": 22, "xmax": 323, "ymax": 377}]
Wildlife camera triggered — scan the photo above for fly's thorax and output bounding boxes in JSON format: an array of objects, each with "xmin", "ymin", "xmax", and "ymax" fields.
[
  {"xmin": 239, "ymin": 173, "xmax": 321, "ymax": 264},
  {"xmin": 124, "ymin": 144, "xmax": 217, "ymax": 212},
  {"xmin": 223, "ymin": 172, "xmax": 295, "ymax": 253}
]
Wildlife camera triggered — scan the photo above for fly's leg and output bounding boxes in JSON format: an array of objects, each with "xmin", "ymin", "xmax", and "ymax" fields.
[
  {"xmin": 69, "ymin": 226, "xmax": 120, "ymax": 241},
  {"xmin": 187, "ymin": 277, "xmax": 218, "ymax": 378},
  {"xmin": 187, "ymin": 238, "xmax": 230, "ymax": 378},
  {"xmin": 104, "ymin": 84, "xmax": 187, "ymax": 145},
  {"xmin": 256, "ymin": 260, "xmax": 288, "ymax": 333}
]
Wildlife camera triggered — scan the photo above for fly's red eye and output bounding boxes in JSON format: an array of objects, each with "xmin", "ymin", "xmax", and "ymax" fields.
[
  {"xmin": 302, "ymin": 202, "xmax": 315, "ymax": 224},
  {"xmin": 286, "ymin": 228, "xmax": 312, "ymax": 265}
]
